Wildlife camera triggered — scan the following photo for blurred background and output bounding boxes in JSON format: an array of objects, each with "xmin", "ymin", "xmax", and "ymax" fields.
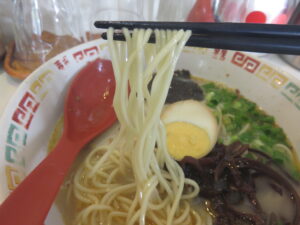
[{"xmin": 0, "ymin": 0, "xmax": 300, "ymax": 79}]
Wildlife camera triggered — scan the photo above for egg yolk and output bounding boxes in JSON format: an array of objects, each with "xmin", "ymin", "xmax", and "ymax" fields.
[{"xmin": 165, "ymin": 121, "xmax": 211, "ymax": 160}]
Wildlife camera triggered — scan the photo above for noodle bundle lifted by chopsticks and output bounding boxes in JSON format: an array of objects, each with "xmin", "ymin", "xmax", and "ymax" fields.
[{"xmin": 71, "ymin": 28, "xmax": 212, "ymax": 225}]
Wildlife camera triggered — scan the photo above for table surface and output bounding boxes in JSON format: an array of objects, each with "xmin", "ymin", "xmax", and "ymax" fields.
[
  {"xmin": 0, "ymin": 64, "xmax": 22, "ymax": 118},
  {"xmin": 0, "ymin": 53, "xmax": 300, "ymax": 119}
]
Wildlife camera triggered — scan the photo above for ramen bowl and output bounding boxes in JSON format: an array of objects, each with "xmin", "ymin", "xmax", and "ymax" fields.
[{"xmin": 0, "ymin": 39, "xmax": 300, "ymax": 224}]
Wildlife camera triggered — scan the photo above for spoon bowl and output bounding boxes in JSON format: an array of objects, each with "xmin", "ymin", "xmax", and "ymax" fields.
[{"xmin": 64, "ymin": 58, "xmax": 116, "ymax": 141}]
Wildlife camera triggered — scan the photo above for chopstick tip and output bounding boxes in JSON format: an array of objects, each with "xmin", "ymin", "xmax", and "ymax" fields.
[
  {"xmin": 94, "ymin": 21, "xmax": 117, "ymax": 28},
  {"xmin": 101, "ymin": 32, "xmax": 108, "ymax": 40}
]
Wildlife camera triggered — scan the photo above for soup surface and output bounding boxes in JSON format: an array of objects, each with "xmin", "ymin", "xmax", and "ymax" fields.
[{"xmin": 50, "ymin": 70, "xmax": 300, "ymax": 225}]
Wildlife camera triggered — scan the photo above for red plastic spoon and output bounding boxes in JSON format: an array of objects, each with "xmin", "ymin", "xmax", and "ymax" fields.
[{"xmin": 0, "ymin": 58, "xmax": 116, "ymax": 225}]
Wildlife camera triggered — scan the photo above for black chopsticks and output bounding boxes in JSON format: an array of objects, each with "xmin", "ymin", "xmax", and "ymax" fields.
[{"xmin": 95, "ymin": 21, "xmax": 300, "ymax": 55}]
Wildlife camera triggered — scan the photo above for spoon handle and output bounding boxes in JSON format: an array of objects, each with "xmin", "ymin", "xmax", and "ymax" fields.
[{"xmin": 0, "ymin": 135, "xmax": 81, "ymax": 225}]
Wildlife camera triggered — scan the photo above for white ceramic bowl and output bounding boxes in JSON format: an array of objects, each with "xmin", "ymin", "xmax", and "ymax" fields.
[{"xmin": 1, "ymin": 39, "xmax": 300, "ymax": 224}]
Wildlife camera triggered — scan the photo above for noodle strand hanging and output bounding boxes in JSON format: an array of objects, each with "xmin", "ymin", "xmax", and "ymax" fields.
[{"xmin": 70, "ymin": 28, "xmax": 212, "ymax": 225}]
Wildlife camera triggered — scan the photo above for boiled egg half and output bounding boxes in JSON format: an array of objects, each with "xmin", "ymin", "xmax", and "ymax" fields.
[{"xmin": 161, "ymin": 100, "xmax": 218, "ymax": 160}]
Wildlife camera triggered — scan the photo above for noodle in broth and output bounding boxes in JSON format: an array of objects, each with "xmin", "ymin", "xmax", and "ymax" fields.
[{"xmin": 66, "ymin": 28, "xmax": 212, "ymax": 225}]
